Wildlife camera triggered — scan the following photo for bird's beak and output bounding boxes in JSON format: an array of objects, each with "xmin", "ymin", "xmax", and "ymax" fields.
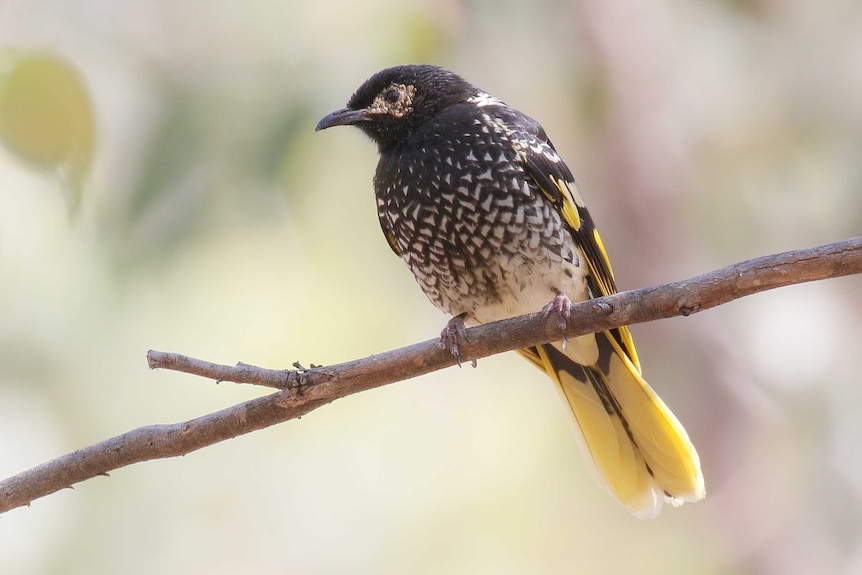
[{"xmin": 315, "ymin": 107, "xmax": 374, "ymax": 131}]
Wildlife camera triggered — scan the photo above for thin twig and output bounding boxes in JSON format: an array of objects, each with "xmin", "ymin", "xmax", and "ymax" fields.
[{"xmin": 1, "ymin": 237, "xmax": 860, "ymax": 514}]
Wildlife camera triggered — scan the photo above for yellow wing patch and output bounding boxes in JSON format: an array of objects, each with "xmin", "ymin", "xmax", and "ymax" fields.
[
  {"xmin": 558, "ymin": 178, "xmax": 642, "ymax": 374},
  {"xmin": 551, "ymin": 175, "xmax": 582, "ymax": 232}
]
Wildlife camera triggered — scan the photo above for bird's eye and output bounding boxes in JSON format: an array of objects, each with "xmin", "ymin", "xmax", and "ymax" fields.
[{"xmin": 384, "ymin": 88, "xmax": 401, "ymax": 104}]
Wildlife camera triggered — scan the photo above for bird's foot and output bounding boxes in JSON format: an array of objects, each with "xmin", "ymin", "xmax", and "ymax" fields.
[
  {"xmin": 439, "ymin": 312, "xmax": 476, "ymax": 368},
  {"xmin": 542, "ymin": 291, "xmax": 572, "ymax": 349}
]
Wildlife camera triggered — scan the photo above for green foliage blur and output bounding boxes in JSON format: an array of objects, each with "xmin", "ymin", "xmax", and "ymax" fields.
[{"xmin": 1, "ymin": 1, "xmax": 860, "ymax": 574}]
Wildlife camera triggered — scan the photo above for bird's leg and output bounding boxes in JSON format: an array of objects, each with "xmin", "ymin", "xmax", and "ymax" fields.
[
  {"xmin": 439, "ymin": 312, "xmax": 476, "ymax": 368},
  {"xmin": 542, "ymin": 290, "xmax": 572, "ymax": 350}
]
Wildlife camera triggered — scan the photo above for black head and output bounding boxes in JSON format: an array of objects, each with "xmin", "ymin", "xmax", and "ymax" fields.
[{"xmin": 316, "ymin": 65, "xmax": 480, "ymax": 152}]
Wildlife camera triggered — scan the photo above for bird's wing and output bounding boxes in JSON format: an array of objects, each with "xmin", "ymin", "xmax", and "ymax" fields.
[
  {"xmin": 507, "ymin": 122, "xmax": 642, "ymax": 374},
  {"xmin": 380, "ymin": 225, "xmax": 402, "ymax": 257}
]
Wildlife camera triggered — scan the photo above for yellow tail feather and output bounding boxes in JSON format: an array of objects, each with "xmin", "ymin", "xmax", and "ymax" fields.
[{"xmin": 519, "ymin": 332, "xmax": 705, "ymax": 518}]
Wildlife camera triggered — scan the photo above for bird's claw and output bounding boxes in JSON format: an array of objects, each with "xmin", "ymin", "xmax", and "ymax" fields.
[
  {"xmin": 439, "ymin": 313, "xmax": 476, "ymax": 368},
  {"xmin": 542, "ymin": 291, "xmax": 572, "ymax": 349}
]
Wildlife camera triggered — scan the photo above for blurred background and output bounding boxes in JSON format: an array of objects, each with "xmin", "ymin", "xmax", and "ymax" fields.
[{"xmin": 1, "ymin": 0, "xmax": 860, "ymax": 573}]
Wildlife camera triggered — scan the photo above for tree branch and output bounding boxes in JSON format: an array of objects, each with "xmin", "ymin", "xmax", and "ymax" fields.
[{"xmin": 2, "ymin": 237, "xmax": 860, "ymax": 514}]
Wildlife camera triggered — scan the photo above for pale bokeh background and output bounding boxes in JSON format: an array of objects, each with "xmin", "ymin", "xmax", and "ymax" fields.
[{"xmin": 1, "ymin": 1, "xmax": 861, "ymax": 574}]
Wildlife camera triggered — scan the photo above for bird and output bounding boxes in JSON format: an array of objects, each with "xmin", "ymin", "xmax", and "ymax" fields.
[{"xmin": 316, "ymin": 64, "xmax": 705, "ymax": 518}]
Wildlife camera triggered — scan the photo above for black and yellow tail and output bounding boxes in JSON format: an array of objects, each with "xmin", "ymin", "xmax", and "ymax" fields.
[{"xmin": 519, "ymin": 331, "xmax": 705, "ymax": 518}]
